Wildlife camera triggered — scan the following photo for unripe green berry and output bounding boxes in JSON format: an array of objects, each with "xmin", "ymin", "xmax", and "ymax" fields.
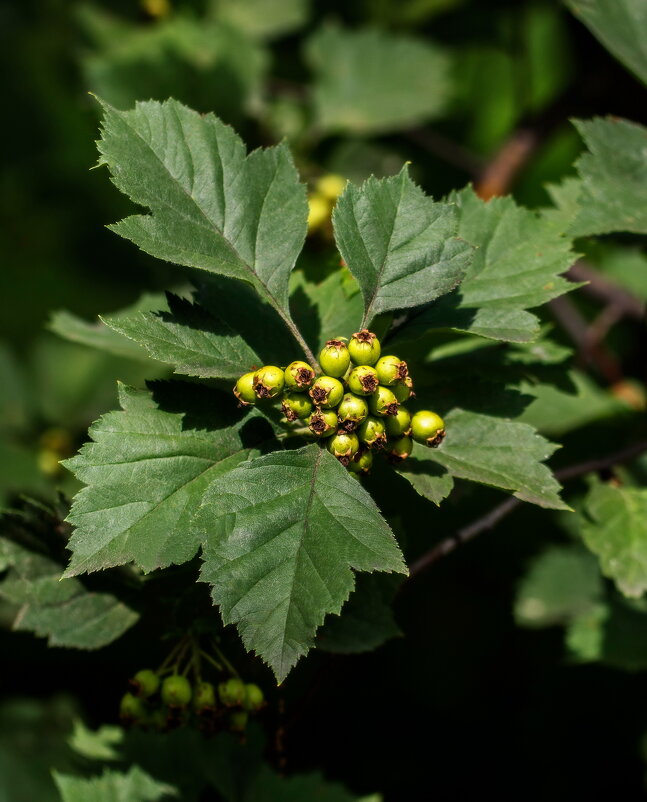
[
  {"xmin": 219, "ymin": 677, "xmax": 246, "ymax": 707},
  {"xmin": 357, "ymin": 416, "xmax": 387, "ymax": 449},
  {"xmin": 319, "ymin": 339, "xmax": 351, "ymax": 378},
  {"xmin": 130, "ymin": 669, "xmax": 160, "ymax": 698},
  {"xmin": 347, "ymin": 365, "xmax": 379, "ymax": 396},
  {"xmin": 368, "ymin": 386, "xmax": 399, "ymax": 417},
  {"xmin": 233, "ymin": 372, "xmax": 256, "ymax": 406},
  {"xmin": 411, "ymin": 410, "xmax": 446, "ymax": 448},
  {"xmin": 194, "ymin": 681, "xmax": 217, "ymax": 711},
  {"xmin": 309, "ymin": 375, "xmax": 344, "ymax": 409},
  {"xmin": 348, "ymin": 329, "xmax": 381, "ymax": 366},
  {"xmin": 243, "ymin": 683, "xmax": 265, "ymax": 712},
  {"xmin": 375, "ymin": 355, "xmax": 408, "ymax": 386},
  {"xmin": 253, "ymin": 366, "xmax": 285, "ymax": 400},
  {"xmin": 281, "ymin": 392, "xmax": 313, "ymax": 422},
  {"xmin": 120, "ymin": 692, "xmax": 147, "ymax": 722},
  {"xmin": 147, "ymin": 708, "xmax": 168, "ymax": 732},
  {"xmin": 307, "ymin": 409, "xmax": 338, "ymax": 438},
  {"xmin": 337, "ymin": 393, "xmax": 368, "ymax": 431},
  {"xmin": 348, "ymin": 449, "xmax": 373, "ymax": 475},
  {"xmin": 387, "ymin": 435, "xmax": 413, "ymax": 463},
  {"xmin": 229, "ymin": 710, "xmax": 249, "ymax": 732},
  {"xmin": 327, "ymin": 432, "xmax": 360, "ymax": 467},
  {"xmin": 161, "ymin": 674, "xmax": 192, "ymax": 707},
  {"xmin": 284, "ymin": 361, "xmax": 315, "ymax": 392},
  {"xmin": 393, "ymin": 376, "xmax": 414, "ymax": 403},
  {"xmin": 385, "ymin": 407, "xmax": 412, "ymax": 438}
]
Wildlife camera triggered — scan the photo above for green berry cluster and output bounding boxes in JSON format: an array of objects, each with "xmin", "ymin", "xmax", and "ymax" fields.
[
  {"xmin": 119, "ymin": 638, "xmax": 264, "ymax": 737},
  {"xmin": 233, "ymin": 329, "xmax": 446, "ymax": 474}
]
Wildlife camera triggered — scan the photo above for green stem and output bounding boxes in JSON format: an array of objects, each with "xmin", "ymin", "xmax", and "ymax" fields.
[
  {"xmin": 211, "ymin": 638, "xmax": 240, "ymax": 677},
  {"xmin": 157, "ymin": 638, "xmax": 185, "ymax": 674},
  {"xmin": 275, "ymin": 306, "xmax": 318, "ymax": 369},
  {"xmin": 199, "ymin": 649, "xmax": 224, "ymax": 673},
  {"xmin": 276, "ymin": 426, "xmax": 311, "ymax": 440}
]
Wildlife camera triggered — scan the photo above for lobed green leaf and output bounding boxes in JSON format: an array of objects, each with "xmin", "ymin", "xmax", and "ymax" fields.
[
  {"xmin": 194, "ymin": 444, "xmax": 406, "ymax": 681},
  {"xmin": 333, "ymin": 167, "xmax": 472, "ymax": 327}
]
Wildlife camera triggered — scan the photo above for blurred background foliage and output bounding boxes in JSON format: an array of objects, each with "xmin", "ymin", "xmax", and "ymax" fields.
[{"xmin": 0, "ymin": 0, "xmax": 646, "ymax": 799}]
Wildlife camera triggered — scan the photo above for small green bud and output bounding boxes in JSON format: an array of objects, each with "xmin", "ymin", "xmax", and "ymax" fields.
[
  {"xmin": 348, "ymin": 329, "xmax": 381, "ymax": 366},
  {"xmin": 385, "ymin": 407, "xmax": 411, "ymax": 438},
  {"xmin": 368, "ymin": 386, "xmax": 399, "ymax": 417},
  {"xmin": 375, "ymin": 355, "xmax": 408, "ymax": 386},
  {"xmin": 194, "ymin": 681, "xmax": 217, "ymax": 710},
  {"xmin": 219, "ymin": 677, "xmax": 247, "ymax": 707},
  {"xmin": 348, "ymin": 449, "xmax": 373, "ymax": 475},
  {"xmin": 392, "ymin": 376, "xmax": 414, "ymax": 403},
  {"xmin": 347, "ymin": 365, "xmax": 379, "ymax": 396},
  {"xmin": 307, "ymin": 409, "xmax": 338, "ymax": 438},
  {"xmin": 357, "ymin": 416, "xmax": 387, "ymax": 449},
  {"xmin": 337, "ymin": 393, "xmax": 369, "ymax": 431},
  {"xmin": 281, "ymin": 392, "xmax": 313, "ymax": 422},
  {"xmin": 284, "ymin": 360, "xmax": 315, "ymax": 392},
  {"xmin": 253, "ymin": 366, "xmax": 285, "ymax": 399},
  {"xmin": 309, "ymin": 375, "xmax": 344, "ymax": 408},
  {"xmin": 161, "ymin": 674, "xmax": 192, "ymax": 707},
  {"xmin": 411, "ymin": 410, "xmax": 446, "ymax": 448},
  {"xmin": 229, "ymin": 710, "xmax": 249, "ymax": 732},
  {"xmin": 233, "ymin": 372, "xmax": 256, "ymax": 406},
  {"xmin": 327, "ymin": 432, "xmax": 360, "ymax": 466},
  {"xmin": 387, "ymin": 435, "xmax": 413, "ymax": 463},
  {"xmin": 243, "ymin": 683, "xmax": 265, "ymax": 712},
  {"xmin": 130, "ymin": 669, "xmax": 160, "ymax": 698},
  {"xmin": 319, "ymin": 339, "xmax": 351, "ymax": 378},
  {"xmin": 120, "ymin": 692, "xmax": 147, "ymax": 722}
]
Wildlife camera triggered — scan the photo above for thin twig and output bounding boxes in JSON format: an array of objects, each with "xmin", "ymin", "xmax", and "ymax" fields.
[
  {"xmin": 475, "ymin": 128, "xmax": 539, "ymax": 199},
  {"xmin": 569, "ymin": 261, "xmax": 646, "ymax": 321},
  {"xmin": 406, "ymin": 439, "xmax": 647, "ymax": 582}
]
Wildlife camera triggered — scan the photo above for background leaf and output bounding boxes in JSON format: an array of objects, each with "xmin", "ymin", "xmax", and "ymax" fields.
[
  {"xmin": 305, "ymin": 24, "xmax": 451, "ymax": 134},
  {"xmin": 580, "ymin": 480, "xmax": 647, "ymax": 598},
  {"xmin": 195, "ymin": 444, "xmax": 406, "ymax": 681},
  {"xmin": 569, "ymin": 117, "xmax": 647, "ymax": 236},
  {"xmin": 53, "ymin": 766, "xmax": 177, "ymax": 802},
  {"xmin": 566, "ymin": 0, "xmax": 647, "ymax": 86}
]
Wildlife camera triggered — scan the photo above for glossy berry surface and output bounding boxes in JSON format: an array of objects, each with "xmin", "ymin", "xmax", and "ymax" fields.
[
  {"xmin": 131, "ymin": 669, "xmax": 160, "ymax": 698},
  {"xmin": 327, "ymin": 432, "xmax": 360, "ymax": 466},
  {"xmin": 337, "ymin": 393, "xmax": 369, "ymax": 431},
  {"xmin": 233, "ymin": 372, "xmax": 256, "ymax": 406},
  {"xmin": 307, "ymin": 409, "xmax": 338, "ymax": 438},
  {"xmin": 284, "ymin": 360, "xmax": 315, "ymax": 392},
  {"xmin": 387, "ymin": 435, "xmax": 413, "ymax": 463},
  {"xmin": 243, "ymin": 683, "xmax": 265, "ymax": 711},
  {"xmin": 319, "ymin": 339, "xmax": 351, "ymax": 378},
  {"xmin": 347, "ymin": 365, "xmax": 379, "ymax": 396},
  {"xmin": 357, "ymin": 416, "xmax": 387, "ymax": 449},
  {"xmin": 309, "ymin": 375, "xmax": 344, "ymax": 408},
  {"xmin": 253, "ymin": 365, "xmax": 285, "ymax": 399},
  {"xmin": 161, "ymin": 674, "xmax": 192, "ymax": 707},
  {"xmin": 348, "ymin": 329, "xmax": 381, "ymax": 366},
  {"xmin": 281, "ymin": 392, "xmax": 313, "ymax": 422},
  {"xmin": 194, "ymin": 681, "xmax": 217, "ymax": 710},
  {"xmin": 411, "ymin": 410, "xmax": 446, "ymax": 447},
  {"xmin": 385, "ymin": 407, "xmax": 412, "ymax": 438},
  {"xmin": 393, "ymin": 376, "xmax": 414, "ymax": 403},
  {"xmin": 375, "ymin": 355, "xmax": 408, "ymax": 386},
  {"xmin": 120, "ymin": 692, "xmax": 147, "ymax": 721},
  {"xmin": 219, "ymin": 677, "xmax": 247, "ymax": 707},
  {"xmin": 348, "ymin": 449, "xmax": 374, "ymax": 475},
  {"xmin": 368, "ymin": 386, "xmax": 400, "ymax": 417}
]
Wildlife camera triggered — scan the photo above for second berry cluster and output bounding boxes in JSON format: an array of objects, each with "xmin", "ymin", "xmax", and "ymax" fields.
[{"xmin": 234, "ymin": 329, "xmax": 446, "ymax": 475}]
